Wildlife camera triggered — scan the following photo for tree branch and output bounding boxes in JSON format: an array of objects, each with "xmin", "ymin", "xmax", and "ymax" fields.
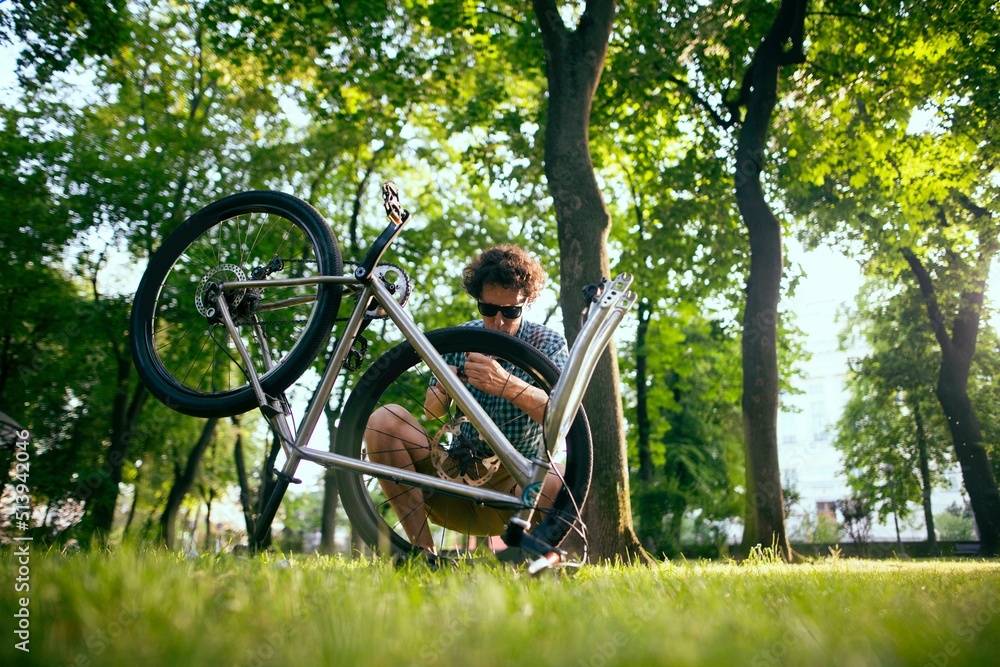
[
  {"xmin": 806, "ymin": 11, "xmax": 877, "ymax": 22},
  {"xmin": 949, "ymin": 189, "xmax": 990, "ymax": 219},
  {"xmin": 532, "ymin": 0, "xmax": 566, "ymax": 55},
  {"xmin": 781, "ymin": 0, "xmax": 807, "ymax": 65},
  {"xmin": 900, "ymin": 248, "xmax": 952, "ymax": 356},
  {"xmin": 476, "ymin": 6, "xmax": 524, "ymax": 27},
  {"xmin": 578, "ymin": 0, "xmax": 617, "ymax": 57},
  {"xmin": 664, "ymin": 72, "xmax": 736, "ymax": 129}
]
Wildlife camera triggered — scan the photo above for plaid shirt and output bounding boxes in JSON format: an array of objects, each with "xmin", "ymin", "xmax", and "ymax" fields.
[{"xmin": 429, "ymin": 320, "xmax": 568, "ymax": 459}]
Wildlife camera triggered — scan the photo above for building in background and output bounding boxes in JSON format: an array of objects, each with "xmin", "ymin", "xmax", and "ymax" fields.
[{"xmin": 778, "ymin": 277, "xmax": 968, "ymax": 544}]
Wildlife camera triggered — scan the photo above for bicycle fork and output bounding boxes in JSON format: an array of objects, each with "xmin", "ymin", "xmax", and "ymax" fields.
[{"xmin": 502, "ymin": 273, "xmax": 637, "ymax": 572}]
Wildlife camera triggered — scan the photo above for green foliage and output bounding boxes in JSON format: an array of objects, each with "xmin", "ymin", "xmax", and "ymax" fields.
[
  {"xmin": 791, "ymin": 512, "xmax": 842, "ymax": 545},
  {"xmin": 1, "ymin": 0, "xmax": 129, "ymax": 86},
  {"xmin": 274, "ymin": 488, "xmax": 324, "ymax": 552},
  {"xmin": 10, "ymin": 0, "xmax": 997, "ymax": 557},
  {"xmin": 625, "ymin": 315, "xmax": 746, "ymax": 557},
  {"xmin": 833, "ymin": 281, "xmax": 962, "ymax": 522},
  {"xmin": 934, "ymin": 503, "xmax": 975, "ymax": 542},
  {"xmin": 779, "ymin": 0, "xmax": 999, "ymax": 282},
  {"xmin": 835, "ymin": 496, "xmax": 875, "ymax": 546}
]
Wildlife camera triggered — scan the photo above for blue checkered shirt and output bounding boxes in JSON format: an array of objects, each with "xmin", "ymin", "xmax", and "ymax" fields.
[{"xmin": 429, "ymin": 320, "xmax": 568, "ymax": 459}]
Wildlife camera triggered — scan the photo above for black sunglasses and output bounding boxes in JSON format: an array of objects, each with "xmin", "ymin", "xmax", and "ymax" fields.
[{"xmin": 477, "ymin": 301, "xmax": 524, "ymax": 319}]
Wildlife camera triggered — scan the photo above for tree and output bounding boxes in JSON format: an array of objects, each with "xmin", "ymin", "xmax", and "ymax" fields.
[
  {"xmin": 779, "ymin": 0, "xmax": 1000, "ymax": 554},
  {"xmin": 159, "ymin": 418, "xmax": 220, "ymax": 549},
  {"xmin": 835, "ymin": 497, "xmax": 874, "ymax": 549},
  {"xmin": 623, "ymin": 312, "xmax": 745, "ymax": 556},
  {"xmin": 208, "ymin": 0, "xmax": 648, "ymax": 560},
  {"xmin": 835, "ymin": 283, "xmax": 957, "ymax": 547},
  {"xmin": 5, "ymin": 0, "xmax": 309, "ymax": 542},
  {"xmin": 531, "ymin": 0, "xmax": 651, "ymax": 562},
  {"xmin": 726, "ymin": 0, "xmax": 806, "ymax": 561},
  {"xmin": 2, "ymin": 0, "xmax": 128, "ymax": 86},
  {"xmin": 587, "ymin": 2, "xmax": 821, "ymax": 557},
  {"xmin": 621, "ymin": 0, "xmax": 815, "ymax": 559}
]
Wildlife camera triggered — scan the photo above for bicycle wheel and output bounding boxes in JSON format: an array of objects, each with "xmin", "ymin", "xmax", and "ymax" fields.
[
  {"xmin": 130, "ymin": 191, "xmax": 342, "ymax": 418},
  {"xmin": 336, "ymin": 327, "xmax": 592, "ymax": 562}
]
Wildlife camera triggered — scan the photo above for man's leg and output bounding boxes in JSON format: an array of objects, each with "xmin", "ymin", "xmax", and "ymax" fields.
[{"xmin": 365, "ymin": 405, "xmax": 436, "ymax": 552}]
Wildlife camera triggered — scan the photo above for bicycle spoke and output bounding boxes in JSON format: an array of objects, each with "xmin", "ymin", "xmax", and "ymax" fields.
[
  {"xmin": 147, "ymin": 204, "xmax": 330, "ymax": 399},
  {"xmin": 336, "ymin": 329, "xmax": 591, "ymax": 564}
]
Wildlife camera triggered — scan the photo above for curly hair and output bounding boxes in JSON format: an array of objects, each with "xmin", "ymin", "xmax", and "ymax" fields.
[{"xmin": 461, "ymin": 245, "xmax": 548, "ymax": 302}]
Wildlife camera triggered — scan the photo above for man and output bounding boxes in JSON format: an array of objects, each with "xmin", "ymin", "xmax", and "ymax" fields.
[{"xmin": 365, "ymin": 245, "xmax": 568, "ymax": 552}]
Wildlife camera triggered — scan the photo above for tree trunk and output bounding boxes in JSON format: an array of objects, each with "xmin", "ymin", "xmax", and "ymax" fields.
[
  {"xmin": 123, "ymin": 469, "xmax": 141, "ymax": 539},
  {"xmin": 251, "ymin": 431, "xmax": 282, "ymax": 549},
  {"xmin": 533, "ymin": 0, "xmax": 648, "ymax": 563},
  {"xmin": 635, "ymin": 300, "xmax": 653, "ymax": 483},
  {"xmin": 732, "ymin": 0, "xmax": 806, "ymax": 562},
  {"xmin": 937, "ymin": 368, "xmax": 1000, "ymax": 555},
  {"xmin": 87, "ymin": 355, "xmax": 148, "ymax": 543},
  {"xmin": 902, "ymin": 248, "xmax": 1000, "ymax": 556},
  {"xmin": 232, "ymin": 417, "xmax": 256, "ymax": 540},
  {"xmin": 913, "ymin": 404, "xmax": 937, "ymax": 550},
  {"xmin": 159, "ymin": 417, "xmax": 220, "ymax": 549},
  {"xmin": 203, "ymin": 490, "xmax": 214, "ymax": 554},
  {"xmin": 320, "ymin": 403, "xmax": 341, "ymax": 554}
]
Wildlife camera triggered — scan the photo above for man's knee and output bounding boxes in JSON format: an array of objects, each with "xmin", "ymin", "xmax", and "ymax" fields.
[
  {"xmin": 367, "ymin": 404, "xmax": 427, "ymax": 456},
  {"xmin": 368, "ymin": 405, "xmax": 400, "ymax": 433},
  {"xmin": 366, "ymin": 405, "xmax": 404, "ymax": 453}
]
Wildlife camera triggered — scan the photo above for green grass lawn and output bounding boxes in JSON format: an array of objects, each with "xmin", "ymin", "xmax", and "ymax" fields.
[{"xmin": 2, "ymin": 547, "xmax": 998, "ymax": 666}]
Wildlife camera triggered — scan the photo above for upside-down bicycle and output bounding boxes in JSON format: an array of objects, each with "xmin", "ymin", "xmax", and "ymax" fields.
[{"xmin": 129, "ymin": 183, "xmax": 635, "ymax": 570}]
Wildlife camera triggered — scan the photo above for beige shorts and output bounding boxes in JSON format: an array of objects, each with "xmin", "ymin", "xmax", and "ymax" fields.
[{"xmin": 413, "ymin": 452, "xmax": 519, "ymax": 536}]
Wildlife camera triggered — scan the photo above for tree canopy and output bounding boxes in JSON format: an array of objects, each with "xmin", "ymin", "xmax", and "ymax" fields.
[{"xmin": 2, "ymin": 0, "xmax": 997, "ymax": 557}]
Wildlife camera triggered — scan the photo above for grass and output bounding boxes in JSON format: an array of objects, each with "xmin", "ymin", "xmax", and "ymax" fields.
[{"xmin": 1, "ymin": 547, "xmax": 998, "ymax": 666}]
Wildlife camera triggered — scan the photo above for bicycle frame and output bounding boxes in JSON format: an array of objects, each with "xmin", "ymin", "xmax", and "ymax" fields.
[{"xmin": 211, "ymin": 184, "xmax": 637, "ymax": 561}]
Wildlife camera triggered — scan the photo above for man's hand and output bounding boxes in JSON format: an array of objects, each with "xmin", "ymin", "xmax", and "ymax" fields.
[{"xmin": 464, "ymin": 353, "xmax": 522, "ymax": 399}]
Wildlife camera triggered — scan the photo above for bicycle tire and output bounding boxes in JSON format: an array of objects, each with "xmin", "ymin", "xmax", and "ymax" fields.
[
  {"xmin": 130, "ymin": 191, "xmax": 342, "ymax": 418},
  {"xmin": 335, "ymin": 327, "xmax": 592, "ymax": 561}
]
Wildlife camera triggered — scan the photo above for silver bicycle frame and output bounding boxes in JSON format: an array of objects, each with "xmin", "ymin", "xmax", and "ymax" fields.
[
  {"xmin": 216, "ymin": 261, "xmax": 636, "ymax": 519},
  {"xmin": 217, "ymin": 275, "xmax": 540, "ymax": 506}
]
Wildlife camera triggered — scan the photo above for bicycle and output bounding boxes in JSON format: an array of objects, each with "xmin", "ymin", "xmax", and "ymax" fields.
[{"xmin": 129, "ymin": 183, "xmax": 635, "ymax": 570}]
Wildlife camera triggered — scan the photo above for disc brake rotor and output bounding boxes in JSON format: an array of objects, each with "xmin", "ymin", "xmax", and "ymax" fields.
[
  {"xmin": 430, "ymin": 416, "xmax": 502, "ymax": 487},
  {"xmin": 195, "ymin": 264, "xmax": 247, "ymax": 317}
]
